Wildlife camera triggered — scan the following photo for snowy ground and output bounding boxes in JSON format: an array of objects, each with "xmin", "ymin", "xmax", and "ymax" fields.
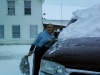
[
  {"xmin": 0, "ymin": 45, "xmax": 69, "ymax": 75},
  {"xmin": 0, "ymin": 45, "xmax": 100, "ymax": 75},
  {"xmin": 0, "ymin": 45, "xmax": 33, "ymax": 75}
]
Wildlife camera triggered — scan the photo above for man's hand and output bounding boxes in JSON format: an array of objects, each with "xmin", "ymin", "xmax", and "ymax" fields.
[
  {"xmin": 28, "ymin": 51, "xmax": 32, "ymax": 56},
  {"xmin": 25, "ymin": 55, "xmax": 29, "ymax": 58},
  {"xmin": 50, "ymin": 38, "xmax": 55, "ymax": 44}
]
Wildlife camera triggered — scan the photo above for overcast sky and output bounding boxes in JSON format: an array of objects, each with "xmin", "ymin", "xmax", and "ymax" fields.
[{"xmin": 43, "ymin": 0, "xmax": 100, "ymax": 20}]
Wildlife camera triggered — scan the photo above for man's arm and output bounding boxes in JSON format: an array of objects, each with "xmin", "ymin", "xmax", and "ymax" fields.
[{"xmin": 27, "ymin": 44, "xmax": 35, "ymax": 57}]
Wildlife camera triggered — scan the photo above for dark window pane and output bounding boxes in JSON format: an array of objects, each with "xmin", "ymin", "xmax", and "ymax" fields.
[
  {"xmin": 24, "ymin": 1, "xmax": 31, "ymax": 15},
  {"xmin": 12, "ymin": 25, "xmax": 20, "ymax": 38},
  {"xmin": 7, "ymin": 1, "xmax": 15, "ymax": 15},
  {"xmin": 0, "ymin": 25, "xmax": 4, "ymax": 38}
]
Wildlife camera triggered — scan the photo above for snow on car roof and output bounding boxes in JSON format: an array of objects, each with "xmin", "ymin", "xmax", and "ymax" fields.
[{"xmin": 58, "ymin": 4, "xmax": 100, "ymax": 41}]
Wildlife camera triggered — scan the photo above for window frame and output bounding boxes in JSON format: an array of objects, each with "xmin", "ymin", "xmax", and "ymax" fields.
[
  {"xmin": 7, "ymin": 1, "xmax": 15, "ymax": 15},
  {"xmin": 30, "ymin": 25, "xmax": 38, "ymax": 38},
  {"xmin": 12, "ymin": 25, "xmax": 20, "ymax": 38},
  {"xmin": 0, "ymin": 25, "xmax": 4, "ymax": 39},
  {"xmin": 24, "ymin": 1, "xmax": 31, "ymax": 15}
]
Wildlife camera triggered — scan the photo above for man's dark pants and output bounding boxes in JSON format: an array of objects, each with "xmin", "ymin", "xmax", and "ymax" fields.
[{"xmin": 32, "ymin": 47, "xmax": 49, "ymax": 75}]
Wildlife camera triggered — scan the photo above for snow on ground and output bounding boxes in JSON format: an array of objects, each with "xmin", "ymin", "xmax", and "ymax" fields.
[
  {"xmin": 0, "ymin": 45, "xmax": 70, "ymax": 75},
  {"xmin": 0, "ymin": 45, "xmax": 33, "ymax": 75}
]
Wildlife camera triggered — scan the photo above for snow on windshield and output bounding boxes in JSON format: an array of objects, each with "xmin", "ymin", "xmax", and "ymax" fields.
[{"xmin": 58, "ymin": 4, "xmax": 100, "ymax": 41}]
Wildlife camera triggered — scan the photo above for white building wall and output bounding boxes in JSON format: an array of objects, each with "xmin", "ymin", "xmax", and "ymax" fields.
[{"xmin": 0, "ymin": 0, "xmax": 43, "ymax": 44}]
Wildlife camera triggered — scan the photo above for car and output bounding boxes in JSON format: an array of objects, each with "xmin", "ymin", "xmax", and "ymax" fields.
[{"xmin": 39, "ymin": 4, "xmax": 100, "ymax": 75}]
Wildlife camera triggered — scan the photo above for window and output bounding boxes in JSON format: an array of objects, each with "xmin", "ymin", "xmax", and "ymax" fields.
[
  {"xmin": 7, "ymin": 1, "xmax": 15, "ymax": 15},
  {"xmin": 24, "ymin": 1, "xmax": 31, "ymax": 15},
  {"xmin": 30, "ymin": 25, "xmax": 38, "ymax": 38},
  {"xmin": 12, "ymin": 25, "xmax": 20, "ymax": 38},
  {"xmin": 0, "ymin": 25, "xmax": 4, "ymax": 38}
]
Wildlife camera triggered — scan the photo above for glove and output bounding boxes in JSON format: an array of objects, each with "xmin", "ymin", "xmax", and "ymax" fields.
[{"xmin": 25, "ymin": 55, "xmax": 29, "ymax": 58}]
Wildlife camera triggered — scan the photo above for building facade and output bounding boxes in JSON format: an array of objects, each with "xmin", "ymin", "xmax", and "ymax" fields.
[{"xmin": 0, "ymin": 0, "xmax": 44, "ymax": 45}]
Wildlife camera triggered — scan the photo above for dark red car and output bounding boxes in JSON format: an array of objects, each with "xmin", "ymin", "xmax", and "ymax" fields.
[{"xmin": 39, "ymin": 5, "xmax": 100, "ymax": 75}]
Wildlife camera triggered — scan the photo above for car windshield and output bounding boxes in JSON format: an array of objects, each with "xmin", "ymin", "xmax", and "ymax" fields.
[{"xmin": 58, "ymin": 4, "xmax": 100, "ymax": 41}]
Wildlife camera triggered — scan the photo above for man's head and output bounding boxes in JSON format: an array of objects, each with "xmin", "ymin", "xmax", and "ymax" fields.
[{"xmin": 46, "ymin": 23, "xmax": 54, "ymax": 34}]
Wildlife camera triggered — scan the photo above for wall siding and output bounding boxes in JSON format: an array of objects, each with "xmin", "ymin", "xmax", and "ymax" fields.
[{"xmin": 0, "ymin": 0, "xmax": 43, "ymax": 45}]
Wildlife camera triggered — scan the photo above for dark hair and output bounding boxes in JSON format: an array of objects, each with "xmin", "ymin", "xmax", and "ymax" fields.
[{"xmin": 46, "ymin": 23, "xmax": 53, "ymax": 28}]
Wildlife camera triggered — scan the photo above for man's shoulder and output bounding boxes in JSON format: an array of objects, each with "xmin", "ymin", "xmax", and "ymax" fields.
[
  {"xmin": 39, "ymin": 31, "xmax": 46, "ymax": 35},
  {"xmin": 40, "ymin": 31, "xmax": 45, "ymax": 34}
]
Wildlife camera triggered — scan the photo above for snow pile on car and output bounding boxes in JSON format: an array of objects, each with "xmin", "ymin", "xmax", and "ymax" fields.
[{"xmin": 58, "ymin": 4, "xmax": 100, "ymax": 41}]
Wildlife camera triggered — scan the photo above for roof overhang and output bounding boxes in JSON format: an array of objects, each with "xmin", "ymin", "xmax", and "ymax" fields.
[{"xmin": 41, "ymin": 0, "xmax": 45, "ymax": 3}]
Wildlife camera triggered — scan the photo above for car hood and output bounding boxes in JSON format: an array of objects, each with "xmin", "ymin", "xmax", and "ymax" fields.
[{"xmin": 42, "ymin": 37, "xmax": 100, "ymax": 72}]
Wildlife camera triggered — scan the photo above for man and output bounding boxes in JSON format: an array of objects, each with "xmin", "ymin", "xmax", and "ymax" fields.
[{"xmin": 27, "ymin": 24, "xmax": 55, "ymax": 75}]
